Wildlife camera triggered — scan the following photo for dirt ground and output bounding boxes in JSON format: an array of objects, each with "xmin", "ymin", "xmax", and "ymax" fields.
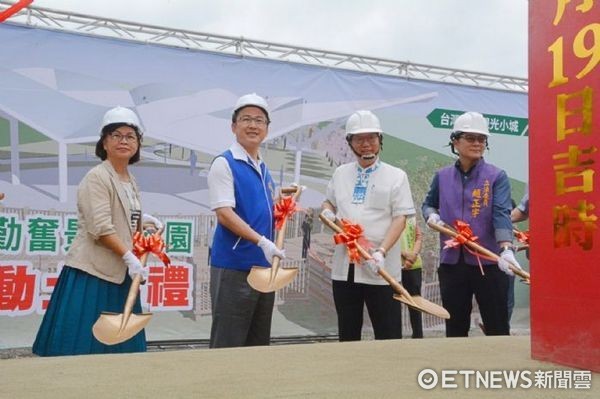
[{"xmin": 1, "ymin": 335, "xmax": 598, "ymax": 399}]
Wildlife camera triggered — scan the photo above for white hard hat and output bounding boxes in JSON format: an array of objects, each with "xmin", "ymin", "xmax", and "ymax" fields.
[
  {"xmin": 101, "ymin": 106, "xmax": 143, "ymax": 133},
  {"xmin": 345, "ymin": 110, "xmax": 383, "ymax": 136},
  {"xmin": 452, "ymin": 111, "xmax": 490, "ymax": 137},
  {"xmin": 233, "ymin": 93, "xmax": 270, "ymax": 118}
]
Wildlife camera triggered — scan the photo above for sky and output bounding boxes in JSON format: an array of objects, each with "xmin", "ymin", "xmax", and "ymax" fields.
[{"xmin": 25, "ymin": 0, "xmax": 529, "ymax": 78}]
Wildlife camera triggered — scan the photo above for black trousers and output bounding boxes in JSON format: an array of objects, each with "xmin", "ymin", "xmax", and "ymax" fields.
[
  {"xmin": 438, "ymin": 262, "xmax": 509, "ymax": 337},
  {"xmin": 332, "ymin": 264, "xmax": 402, "ymax": 341},
  {"xmin": 401, "ymin": 267, "xmax": 423, "ymax": 338},
  {"xmin": 209, "ymin": 267, "xmax": 275, "ymax": 348}
]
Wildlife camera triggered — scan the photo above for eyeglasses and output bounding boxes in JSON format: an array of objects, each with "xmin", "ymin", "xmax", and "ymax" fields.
[
  {"xmin": 351, "ymin": 134, "xmax": 380, "ymax": 145},
  {"xmin": 460, "ymin": 134, "xmax": 487, "ymax": 144},
  {"xmin": 237, "ymin": 116, "xmax": 269, "ymax": 126},
  {"xmin": 108, "ymin": 132, "xmax": 138, "ymax": 143}
]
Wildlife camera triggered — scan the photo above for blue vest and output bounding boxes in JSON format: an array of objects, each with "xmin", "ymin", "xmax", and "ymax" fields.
[
  {"xmin": 438, "ymin": 159, "xmax": 501, "ymax": 265},
  {"xmin": 211, "ymin": 150, "xmax": 275, "ymax": 271}
]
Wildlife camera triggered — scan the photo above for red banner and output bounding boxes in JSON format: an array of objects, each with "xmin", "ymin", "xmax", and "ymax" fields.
[{"xmin": 529, "ymin": 0, "xmax": 600, "ymax": 371}]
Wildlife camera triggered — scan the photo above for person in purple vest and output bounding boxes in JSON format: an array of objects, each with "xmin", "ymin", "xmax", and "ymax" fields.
[
  {"xmin": 422, "ymin": 111, "xmax": 523, "ymax": 337},
  {"xmin": 207, "ymin": 93, "xmax": 284, "ymax": 348}
]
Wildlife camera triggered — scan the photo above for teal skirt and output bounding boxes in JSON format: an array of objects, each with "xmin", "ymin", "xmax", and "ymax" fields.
[{"xmin": 32, "ymin": 266, "xmax": 146, "ymax": 356}]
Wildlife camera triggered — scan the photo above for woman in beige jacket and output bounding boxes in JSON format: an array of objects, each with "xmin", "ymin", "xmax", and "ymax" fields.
[{"xmin": 33, "ymin": 107, "xmax": 160, "ymax": 356}]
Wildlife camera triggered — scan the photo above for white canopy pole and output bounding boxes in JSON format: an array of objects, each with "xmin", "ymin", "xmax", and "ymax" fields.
[
  {"xmin": 58, "ymin": 142, "xmax": 68, "ymax": 203},
  {"xmin": 1, "ymin": 111, "xmax": 22, "ymax": 185},
  {"xmin": 293, "ymin": 148, "xmax": 302, "ymax": 184},
  {"xmin": 10, "ymin": 116, "xmax": 21, "ymax": 185}
]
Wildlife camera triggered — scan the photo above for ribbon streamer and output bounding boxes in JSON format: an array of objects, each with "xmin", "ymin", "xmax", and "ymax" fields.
[
  {"xmin": 132, "ymin": 231, "xmax": 171, "ymax": 267},
  {"xmin": 273, "ymin": 196, "xmax": 298, "ymax": 231}
]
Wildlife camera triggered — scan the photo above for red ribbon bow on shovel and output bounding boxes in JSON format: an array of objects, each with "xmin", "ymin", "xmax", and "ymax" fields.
[
  {"xmin": 443, "ymin": 220, "xmax": 479, "ymax": 249},
  {"xmin": 274, "ymin": 195, "xmax": 298, "ymax": 231},
  {"xmin": 514, "ymin": 229, "xmax": 530, "ymax": 246},
  {"xmin": 444, "ymin": 220, "xmax": 495, "ymax": 275},
  {"xmin": 333, "ymin": 219, "xmax": 372, "ymax": 263},
  {"xmin": 132, "ymin": 231, "xmax": 171, "ymax": 267}
]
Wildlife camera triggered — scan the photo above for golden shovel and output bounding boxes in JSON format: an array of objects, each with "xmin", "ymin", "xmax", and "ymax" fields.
[
  {"xmin": 247, "ymin": 186, "xmax": 302, "ymax": 293},
  {"xmin": 92, "ymin": 254, "xmax": 152, "ymax": 345},
  {"xmin": 428, "ymin": 221, "xmax": 531, "ymax": 284},
  {"xmin": 319, "ymin": 213, "xmax": 450, "ymax": 320}
]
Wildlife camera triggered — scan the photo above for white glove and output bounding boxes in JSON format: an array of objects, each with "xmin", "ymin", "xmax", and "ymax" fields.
[
  {"xmin": 257, "ymin": 236, "xmax": 286, "ymax": 264},
  {"xmin": 426, "ymin": 213, "xmax": 443, "ymax": 227},
  {"xmin": 498, "ymin": 248, "xmax": 521, "ymax": 276},
  {"xmin": 122, "ymin": 250, "xmax": 148, "ymax": 281},
  {"xmin": 321, "ymin": 208, "xmax": 336, "ymax": 222},
  {"xmin": 142, "ymin": 213, "xmax": 163, "ymax": 230},
  {"xmin": 372, "ymin": 250, "xmax": 385, "ymax": 270}
]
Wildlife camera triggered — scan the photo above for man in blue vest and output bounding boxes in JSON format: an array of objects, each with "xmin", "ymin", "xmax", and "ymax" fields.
[
  {"xmin": 207, "ymin": 93, "xmax": 284, "ymax": 348},
  {"xmin": 422, "ymin": 111, "xmax": 522, "ymax": 337}
]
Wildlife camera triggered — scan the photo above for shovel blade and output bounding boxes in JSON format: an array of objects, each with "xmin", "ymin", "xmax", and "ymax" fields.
[
  {"xmin": 92, "ymin": 311, "xmax": 152, "ymax": 345},
  {"xmin": 247, "ymin": 266, "xmax": 299, "ymax": 293},
  {"xmin": 393, "ymin": 294, "xmax": 450, "ymax": 320}
]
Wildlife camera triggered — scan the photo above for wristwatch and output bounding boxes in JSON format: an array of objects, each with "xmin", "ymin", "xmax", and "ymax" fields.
[{"xmin": 375, "ymin": 247, "xmax": 387, "ymax": 257}]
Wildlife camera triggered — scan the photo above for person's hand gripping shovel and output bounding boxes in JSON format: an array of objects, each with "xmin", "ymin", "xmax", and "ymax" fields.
[
  {"xmin": 247, "ymin": 185, "xmax": 303, "ymax": 293},
  {"xmin": 319, "ymin": 211, "xmax": 450, "ymax": 320},
  {"xmin": 92, "ymin": 226, "xmax": 170, "ymax": 345}
]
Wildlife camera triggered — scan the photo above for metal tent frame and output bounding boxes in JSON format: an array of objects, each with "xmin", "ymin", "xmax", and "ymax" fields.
[
  {"xmin": 1, "ymin": 0, "xmax": 527, "ymax": 93},
  {"xmin": 0, "ymin": 1, "xmax": 528, "ymax": 203}
]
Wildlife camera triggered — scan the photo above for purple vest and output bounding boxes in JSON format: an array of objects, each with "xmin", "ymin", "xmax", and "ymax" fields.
[{"xmin": 438, "ymin": 159, "xmax": 501, "ymax": 265}]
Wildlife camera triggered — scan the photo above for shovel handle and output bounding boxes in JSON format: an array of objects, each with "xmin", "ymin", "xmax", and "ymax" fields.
[
  {"xmin": 279, "ymin": 185, "xmax": 303, "ymax": 201},
  {"xmin": 280, "ymin": 186, "xmax": 300, "ymax": 194},
  {"xmin": 318, "ymin": 212, "xmax": 415, "ymax": 303},
  {"xmin": 122, "ymin": 252, "xmax": 149, "ymax": 325},
  {"xmin": 428, "ymin": 221, "xmax": 531, "ymax": 283},
  {"xmin": 271, "ymin": 229, "xmax": 284, "ymax": 271}
]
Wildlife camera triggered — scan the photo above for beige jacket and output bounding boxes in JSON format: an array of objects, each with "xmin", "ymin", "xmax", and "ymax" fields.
[{"xmin": 65, "ymin": 161, "xmax": 141, "ymax": 284}]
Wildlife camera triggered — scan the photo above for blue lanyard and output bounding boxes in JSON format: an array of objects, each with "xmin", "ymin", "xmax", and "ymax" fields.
[{"xmin": 352, "ymin": 161, "xmax": 379, "ymax": 204}]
